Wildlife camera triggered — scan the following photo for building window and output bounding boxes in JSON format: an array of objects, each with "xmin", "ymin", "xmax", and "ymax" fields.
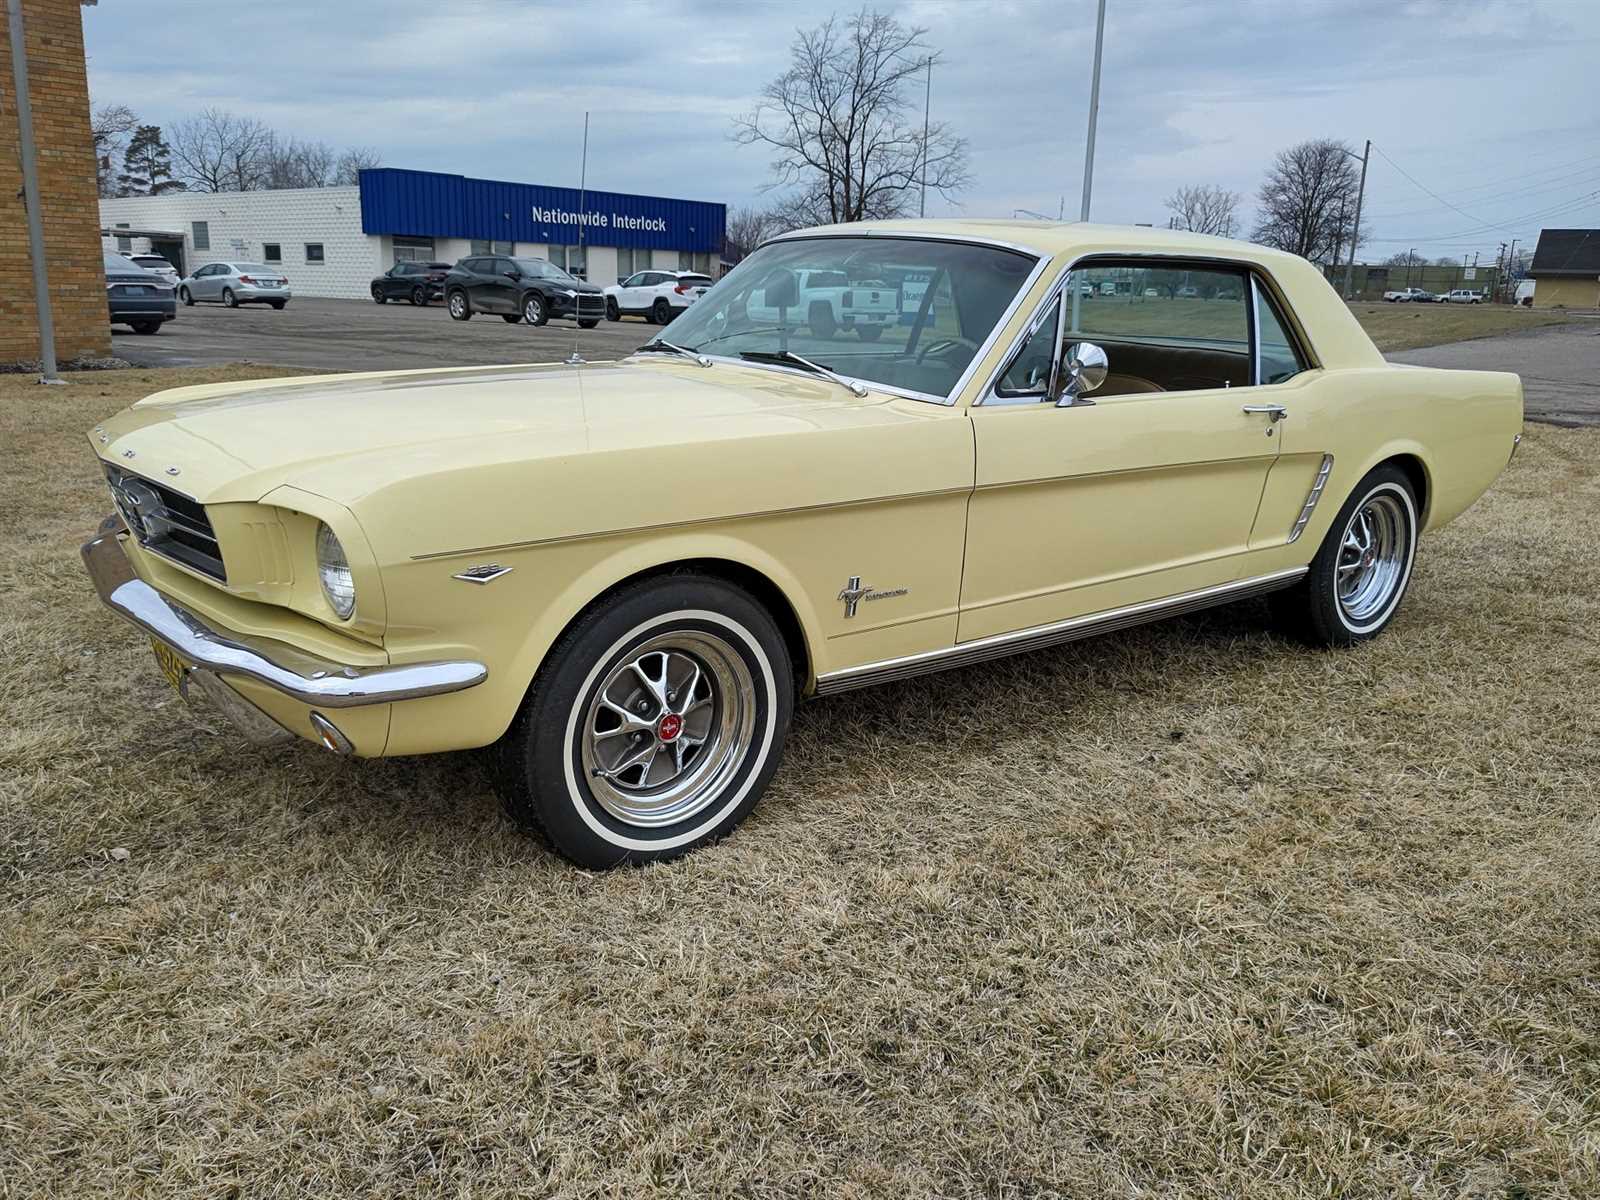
[
  {"xmin": 115, "ymin": 223, "xmax": 132, "ymax": 253},
  {"xmin": 550, "ymin": 244, "xmax": 587, "ymax": 280},
  {"xmin": 192, "ymin": 221, "xmax": 210, "ymax": 250},
  {"xmin": 263, "ymin": 243, "xmax": 282, "ymax": 262},
  {"xmin": 616, "ymin": 247, "xmax": 652, "ymax": 278},
  {"xmin": 393, "ymin": 235, "xmax": 436, "ymax": 263},
  {"xmin": 470, "ymin": 239, "xmax": 514, "ymax": 255},
  {"xmin": 677, "ymin": 251, "xmax": 711, "ymax": 275},
  {"xmin": 305, "ymin": 243, "xmax": 325, "ymax": 263}
]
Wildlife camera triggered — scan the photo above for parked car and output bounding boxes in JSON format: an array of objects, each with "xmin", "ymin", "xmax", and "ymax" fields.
[
  {"xmin": 103, "ymin": 251, "xmax": 175, "ymax": 335},
  {"xmin": 603, "ymin": 270, "xmax": 713, "ymax": 324},
  {"xmin": 444, "ymin": 254, "xmax": 603, "ymax": 326},
  {"xmin": 1443, "ymin": 289, "xmax": 1484, "ymax": 304},
  {"xmin": 124, "ymin": 253, "xmax": 181, "ymax": 287},
  {"xmin": 1382, "ymin": 287, "xmax": 1432, "ymax": 303},
  {"xmin": 744, "ymin": 268, "xmax": 897, "ymax": 340},
  {"xmin": 79, "ymin": 220, "xmax": 1523, "ymax": 868},
  {"xmin": 178, "ymin": 262, "xmax": 291, "ymax": 309},
  {"xmin": 372, "ymin": 261, "xmax": 453, "ymax": 306},
  {"xmin": 1515, "ymin": 280, "xmax": 1535, "ymax": 307}
]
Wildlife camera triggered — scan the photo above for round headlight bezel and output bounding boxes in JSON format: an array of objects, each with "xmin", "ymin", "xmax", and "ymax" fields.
[{"xmin": 315, "ymin": 521, "xmax": 356, "ymax": 620}]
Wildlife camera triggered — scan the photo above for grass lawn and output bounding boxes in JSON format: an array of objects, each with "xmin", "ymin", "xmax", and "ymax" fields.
[
  {"xmin": 1349, "ymin": 301, "xmax": 1576, "ymax": 353},
  {"xmin": 4, "ymin": 367, "xmax": 1599, "ymax": 1198}
]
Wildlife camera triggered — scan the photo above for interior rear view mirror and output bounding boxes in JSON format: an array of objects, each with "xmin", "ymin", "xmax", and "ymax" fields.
[{"xmin": 762, "ymin": 268, "xmax": 799, "ymax": 310}]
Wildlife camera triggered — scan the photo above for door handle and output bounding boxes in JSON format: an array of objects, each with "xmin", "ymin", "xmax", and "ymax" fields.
[{"xmin": 1242, "ymin": 404, "xmax": 1288, "ymax": 422}]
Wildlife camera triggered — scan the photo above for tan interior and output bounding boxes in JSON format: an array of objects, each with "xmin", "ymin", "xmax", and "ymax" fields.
[{"xmin": 1089, "ymin": 339, "xmax": 1251, "ymax": 396}]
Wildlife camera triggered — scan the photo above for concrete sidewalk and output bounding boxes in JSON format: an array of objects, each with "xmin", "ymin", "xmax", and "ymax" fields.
[{"xmin": 1388, "ymin": 319, "xmax": 1600, "ymax": 427}]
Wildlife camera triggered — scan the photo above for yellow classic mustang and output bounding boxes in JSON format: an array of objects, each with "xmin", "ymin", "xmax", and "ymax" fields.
[{"xmin": 82, "ymin": 220, "xmax": 1523, "ymax": 867}]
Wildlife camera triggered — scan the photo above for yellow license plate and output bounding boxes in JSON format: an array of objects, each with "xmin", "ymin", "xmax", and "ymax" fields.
[{"xmin": 150, "ymin": 638, "xmax": 188, "ymax": 692}]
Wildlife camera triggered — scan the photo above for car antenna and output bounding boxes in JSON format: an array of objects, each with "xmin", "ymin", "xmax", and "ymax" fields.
[{"xmin": 565, "ymin": 111, "xmax": 589, "ymax": 367}]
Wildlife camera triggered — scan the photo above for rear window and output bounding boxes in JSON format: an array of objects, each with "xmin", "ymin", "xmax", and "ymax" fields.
[
  {"xmin": 805, "ymin": 271, "xmax": 848, "ymax": 288},
  {"xmin": 680, "ymin": 274, "xmax": 713, "ymax": 286},
  {"xmin": 233, "ymin": 262, "xmax": 271, "ymax": 272},
  {"xmin": 131, "ymin": 256, "xmax": 168, "ymax": 267}
]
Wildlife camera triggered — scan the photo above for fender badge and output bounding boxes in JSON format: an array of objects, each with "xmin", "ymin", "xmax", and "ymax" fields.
[
  {"xmin": 453, "ymin": 563, "xmax": 514, "ymax": 584},
  {"xmin": 838, "ymin": 575, "xmax": 909, "ymax": 618}
]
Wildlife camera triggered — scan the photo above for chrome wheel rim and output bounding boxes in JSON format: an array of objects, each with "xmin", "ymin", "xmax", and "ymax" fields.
[
  {"xmin": 579, "ymin": 631, "xmax": 756, "ymax": 828},
  {"xmin": 1337, "ymin": 492, "xmax": 1408, "ymax": 624},
  {"xmin": 449, "ymin": 294, "xmax": 465, "ymax": 317},
  {"xmin": 525, "ymin": 297, "xmax": 542, "ymax": 322}
]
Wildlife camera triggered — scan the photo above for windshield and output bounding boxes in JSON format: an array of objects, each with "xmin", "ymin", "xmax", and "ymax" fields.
[
  {"xmin": 514, "ymin": 257, "xmax": 577, "ymax": 283},
  {"xmin": 656, "ymin": 236, "xmax": 1039, "ymax": 401}
]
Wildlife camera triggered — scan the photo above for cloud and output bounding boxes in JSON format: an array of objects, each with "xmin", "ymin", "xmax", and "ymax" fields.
[{"xmin": 84, "ymin": 0, "xmax": 1600, "ymax": 255}]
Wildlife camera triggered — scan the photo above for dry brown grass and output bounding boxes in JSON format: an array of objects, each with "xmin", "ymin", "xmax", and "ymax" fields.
[
  {"xmin": 1349, "ymin": 302, "xmax": 1575, "ymax": 353},
  {"xmin": 3, "ymin": 367, "xmax": 1598, "ymax": 1198}
]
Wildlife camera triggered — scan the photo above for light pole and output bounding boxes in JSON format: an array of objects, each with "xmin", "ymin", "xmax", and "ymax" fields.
[
  {"xmin": 1340, "ymin": 138, "xmax": 1370, "ymax": 300},
  {"xmin": 7, "ymin": 0, "xmax": 63, "ymax": 383},
  {"xmin": 1079, "ymin": 0, "xmax": 1107, "ymax": 221}
]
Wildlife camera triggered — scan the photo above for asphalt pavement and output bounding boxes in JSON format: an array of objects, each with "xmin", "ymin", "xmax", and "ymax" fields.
[
  {"xmin": 1388, "ymin": 318, "xmax": 1600, "ymax": 427},
  {"xmin": 113, "ymin": 295, "xmax": 658, "ymax": 373}
]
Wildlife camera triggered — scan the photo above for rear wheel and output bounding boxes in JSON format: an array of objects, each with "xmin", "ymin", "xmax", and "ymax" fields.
[
  {"xmin": 371, "ymin": 285, "xmax": 387, "ymax": 304},
  {"xmin": 857, "ymin": 324, "xmax": 884, "ymax": 342},
  {"xmin": 523, "ymin": 293, "xmax": 548, "ymax": 326},
  {"xmin": 1272, "ymin": 465, "xmax": 1419, "ymax": 646},
  {"xmin": 270, "ymin": 301, "xmax": 286, "ymax": 310},
  {"xmin": 495, "ymin": 574, "xmax": 793, "ymax": 868},
  {"xmin": 410, "ymin": 286, "xmax": 427, "ymax": 306},
  {"xmin": 221, "ymin": 288, "xmax": 237, "ymax": 308},
  {"xmin": 448, "ymin": 290, "xmax": 472, "ymax": 320},
  {"xmin": 130, "ymin": 320, "xmax": 161, "ymax": 335},
  {"xmin": 652, "ymin": 298, "xmax": 673, "ymax": 325}
]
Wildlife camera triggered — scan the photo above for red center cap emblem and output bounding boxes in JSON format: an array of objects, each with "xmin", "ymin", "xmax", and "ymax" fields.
[{"xmin": 657, "ymin": 713, "xmax": 684, "ymax": 742}]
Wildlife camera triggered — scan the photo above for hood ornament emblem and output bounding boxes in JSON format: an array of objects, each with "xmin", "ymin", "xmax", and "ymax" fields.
[
  {"xmin": 121, "ymin": 448, "xmax": 136, "ymax": 458},
  {"xmin": 165, "ymin": 466, "xmax": 181, "ymax": 476}
]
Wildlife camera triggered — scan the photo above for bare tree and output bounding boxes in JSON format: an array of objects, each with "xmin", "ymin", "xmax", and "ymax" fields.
[
  {"xmin": 1384, "ymin": 250, "xmax": 1428, "ymax": 267},
  {"xmin": 724, "ymin": 206, "xmax": 781, "ymax": 259},
  {"xmin": 1433, "ymin": 255, "xmax": 1460, "ymax": 267},
  {"xmin": 332, "ymin": 147, "xmax": 383, "ymax": 185},
  {"xmin": 1251, "ymin": 139, "xmax": 1363, "ymax": 263},
  {"xmin": 732, "ymin": 9, "xmax": 969, "ymax": 224},
  {"xmin": 169, "ymin": 108, "xmax": 273, "ymax": 192},
  {"xmin": 259, "ymin": 135, "xmax": 337, "ymax": 189},
  {"xmin": 1163, "ymin": 184, "xmax": 1239, "ymax": 237},
  {"xmin": 92, "ymin": 102, "xmax": 138, "ymax": 198}
]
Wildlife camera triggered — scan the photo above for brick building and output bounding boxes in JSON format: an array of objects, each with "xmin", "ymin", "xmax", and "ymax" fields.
[{"xmin": 0, "ymin": 0, "xmax": 110, "ymax": 367}]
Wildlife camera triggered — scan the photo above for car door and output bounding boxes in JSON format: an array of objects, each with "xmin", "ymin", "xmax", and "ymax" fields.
[
  {"xmin": 959, "ymin": 257, "xmax": 1286, "ymax": 642},
  {"xmin": 616, "ymin": 272, "xmax": 643, "ymax": 311},
  {"xmin": 199, "ymin": 264, "xmax": 225, "ymax": 300},
  {"xmin": 385, "ymin": 264, "xmax": 410, "ymax": 298}
]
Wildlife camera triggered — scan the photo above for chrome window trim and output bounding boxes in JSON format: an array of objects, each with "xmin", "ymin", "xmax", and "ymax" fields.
[
  {"xmin": 764, "ymin": 228, "xmax": 1049, "ymax": 259},
  {"xmin": 976, "ymin": 251, "xmax": 1321, "ymax": 405},
  {"xmin": 677, "ymin": 235, "xmax": 1051, "ymax": 407},
  {"xmin": 814, "ymin": 566, "xmax": 1309, "ymax": 695}
]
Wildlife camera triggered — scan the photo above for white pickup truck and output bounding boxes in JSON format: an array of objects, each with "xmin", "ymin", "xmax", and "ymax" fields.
[
  {"xmin": 1383, "ymin": 287, "xmax": 1433, "ymax": 303},
  {"xmin": 747, "ymin": 269, "xmax": 897, "ymax": 340}
]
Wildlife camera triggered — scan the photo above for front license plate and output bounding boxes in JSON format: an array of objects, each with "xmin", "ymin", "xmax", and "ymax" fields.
[{"xmin": 150, "ymin": 638, "xmax": 187, "ymax": 692}]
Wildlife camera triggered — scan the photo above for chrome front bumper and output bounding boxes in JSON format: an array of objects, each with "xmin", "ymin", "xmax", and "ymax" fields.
[{"xmin": 81, "ymin": 523, "xmax": 488, "ymax": 717}]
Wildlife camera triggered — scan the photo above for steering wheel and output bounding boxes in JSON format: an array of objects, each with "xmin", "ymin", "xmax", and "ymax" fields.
[{"xmin": 913, "ymin": 335, "xmax": 981, "ymax": 366}]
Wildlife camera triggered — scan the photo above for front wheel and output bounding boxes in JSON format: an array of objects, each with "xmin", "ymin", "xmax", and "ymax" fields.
[
  {"xmin": 371, "ymin": 285, "xmax": 387, "ymax": 304},
  {"xmin": 605, "ymin": 297, "xmax": 620, "ymax": 321},
  {"xmin": 448, "ymin": 291, "xmax": 471, "ymax": 320},
  {"xmin": 523, "ymin": 293, "xmax": 548, "ymax": 326},
  {"xmin": 495, "ymin": 574, "xmax": 793, "ymax": 868},
  {"xmin": 179, "ymin": 286, "xmax": 194, "ymax": 306},
  {"xmin": 270, "ymin": 301, "xmax": 286, "ymax": 310},
  {"xmin": 1272, "ymin": 465, "xmax": 1419, "ymax": 646},
  {"xmin": 221, "ymin": 288, "xmax": 237, "ymax": 308}
]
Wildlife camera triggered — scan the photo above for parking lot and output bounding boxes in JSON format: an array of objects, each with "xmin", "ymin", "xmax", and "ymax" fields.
[{"xmin": 113, "ymin": 296, "xmax": 659, "ymax": 373}]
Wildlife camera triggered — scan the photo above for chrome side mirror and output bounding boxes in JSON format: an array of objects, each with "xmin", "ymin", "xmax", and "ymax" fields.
[{"xmin": 1054, "ymin": 341, "xmax": 1108, "ymax": 406}]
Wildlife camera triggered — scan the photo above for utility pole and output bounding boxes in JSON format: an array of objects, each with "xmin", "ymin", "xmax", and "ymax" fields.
[
  {"xmin": 1079, "ymin": 0, "xmax": 1107, "ymax": 221},
  {"xmin": 1340, "ymin": 138, "xmax": 1370, "ymax": 300},
  {"xmin": 1504, "ymin": 238, "xmax": 1517, "ymax": 303},
  {"xmin": 918, "ymin": 57, "xmax": 931, "ymax": 218},
  {"xmin": 7, "ymin": 0, "xmax": 64, "ymax": 383}
]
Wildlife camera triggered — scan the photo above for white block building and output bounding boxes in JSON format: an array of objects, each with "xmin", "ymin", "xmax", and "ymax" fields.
[{"xmin": 99, "ymin": 168, "xmax": 727, "ymax": 300}]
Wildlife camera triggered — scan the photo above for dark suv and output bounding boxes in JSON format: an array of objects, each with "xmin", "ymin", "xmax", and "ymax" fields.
[
  {"xmin": 371, "ymin": 261, "xmax": 453, "ymax": 306},
  {"xmin": 104, "ymin": 251, "xmax": 175, "ymax": 335},
  {"xmin": 444, "ymin": 255, "xmax": 604, "ymax": 327}
]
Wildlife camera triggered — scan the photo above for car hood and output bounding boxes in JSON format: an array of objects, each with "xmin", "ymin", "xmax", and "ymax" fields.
[{"xmin": 93, "ymin": 359, "xmax": 905, "ymax": 507}]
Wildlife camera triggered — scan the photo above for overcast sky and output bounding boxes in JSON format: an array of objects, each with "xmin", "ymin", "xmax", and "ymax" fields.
[{"xmin": 83, "ymin": 0, "xmax": 1600, "ymax": 261}]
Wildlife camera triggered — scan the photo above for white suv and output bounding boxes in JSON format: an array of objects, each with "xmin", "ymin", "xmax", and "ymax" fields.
[
  {"xmin": 604, "ymin": 269, "xmax": 713, "ymax": 324},
  {"xmin": 1443, "ymin": 289, "xmax": 1484, "ymax": 304}
]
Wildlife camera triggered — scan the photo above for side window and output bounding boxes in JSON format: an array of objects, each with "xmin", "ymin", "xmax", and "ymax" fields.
[
  {"xmin": 623, "ymin": 273, "xmax": 644, "ymax": 287},
  {"xmin": 996, "ymin": 293, "xmax": 1061, "ymax": 399},
  {"xmin": 1067, "ymin": 261, "xmax": 1251, "ymax": 393},
  {"xmin": 1255, "ymin": 286, "xmax": 1308, "ymax": 384}
]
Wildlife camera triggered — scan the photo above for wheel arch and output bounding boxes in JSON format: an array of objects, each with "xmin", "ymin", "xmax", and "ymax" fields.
[{"xmin": 1362, "ymin": 448, "xmax": 1432, "ymax": 529}]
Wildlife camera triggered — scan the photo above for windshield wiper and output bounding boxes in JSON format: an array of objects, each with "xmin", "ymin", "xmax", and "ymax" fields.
[
  {"xmin": 739, "ymin": 350, "xmax": 868, "ymax": 397},
  {"xmin": 635, "ymin": 339, "xmax": 712, "ymax": 367}
]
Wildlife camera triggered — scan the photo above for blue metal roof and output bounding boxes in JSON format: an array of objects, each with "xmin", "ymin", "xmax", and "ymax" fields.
[{"xmin": 358, "ymin": 168, "xmax": 724, "ymax": 253}]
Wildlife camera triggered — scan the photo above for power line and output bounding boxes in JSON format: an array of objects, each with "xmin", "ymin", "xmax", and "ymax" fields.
[
  {"xmin": 1364, "ymin": 161, "xmax": 1600, "ymax": 222},
  {"xmin": 1371, "ymin": 144, "xmax": 1507, "ymax": 231},
  {"xmin": 1362, "ymin": 188, "xmax": 1600, "ymax": 243}
]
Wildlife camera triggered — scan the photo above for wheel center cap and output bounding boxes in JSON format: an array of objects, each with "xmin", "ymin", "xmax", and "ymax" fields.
[{"xmin": 656, "ymin": 713, "xmax": 683, "ymax": 742}]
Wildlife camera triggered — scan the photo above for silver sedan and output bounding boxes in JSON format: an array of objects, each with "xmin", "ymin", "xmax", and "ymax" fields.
[{"xmin": 177, "ymin": 261, "xmax": 292, "ymax": 309}]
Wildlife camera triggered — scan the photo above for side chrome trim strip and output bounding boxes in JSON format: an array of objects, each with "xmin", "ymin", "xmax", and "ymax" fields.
[
  {"xmin": 813, "ymin": 567, "xmax": 1308, "ymax": 696},
  {"xmin": 1286, "ymin": 453, "xmax": 1335, "ymax": 544}
]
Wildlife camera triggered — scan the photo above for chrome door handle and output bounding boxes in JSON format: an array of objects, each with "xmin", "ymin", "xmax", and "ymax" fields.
[{"xmin": 1242, "ymin": 404, "xmax": 1288, "ymax": 422}]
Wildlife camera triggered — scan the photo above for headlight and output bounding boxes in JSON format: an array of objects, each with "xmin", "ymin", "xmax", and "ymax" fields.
[{"xmin": 315, "ymin": 522, "xmax": 356, "ymax": 619}]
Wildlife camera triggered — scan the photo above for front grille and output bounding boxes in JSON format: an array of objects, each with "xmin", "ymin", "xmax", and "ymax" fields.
[{"xmin": 104, "ymin": 463, "xmax": 226, "ymax": 582}]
